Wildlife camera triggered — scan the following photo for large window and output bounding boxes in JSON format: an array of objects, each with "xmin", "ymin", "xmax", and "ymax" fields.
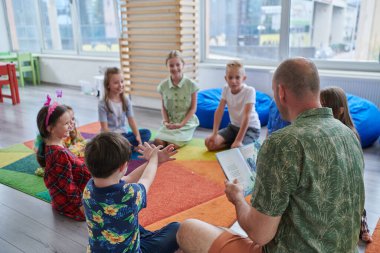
[
  {"xmin": 207, "ymin": 0, "xmax": 280, "ymax": 62},
  {"xmin": 5, "ymin": 0, "xmax": 41, "ymax": 52},
  {"xmin": 77, "ymin": 0, "xmax": 120, "ymax": 53},
  {"xmin": 4, "ymin": 0, "xmax": 120, "ymax": 54},
  {"xmin": 205, "ymin": 0, "xmax": 380, "ymax": 68},
  {"xmin": 39, "ymin": 0, "xmax": 75, "ymax": 51},
  {"xmin": 3, "ymin": 0, "xmax": 379, "ymax": 69}
]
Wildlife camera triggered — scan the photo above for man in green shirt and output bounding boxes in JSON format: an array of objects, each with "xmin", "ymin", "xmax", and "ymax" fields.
[{"xmin": 177, "ymin": 58, "xmax": 365, "ymax": 253}]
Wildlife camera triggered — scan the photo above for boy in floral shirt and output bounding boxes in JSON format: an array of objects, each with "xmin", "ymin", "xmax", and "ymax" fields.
[{"xmin": 83, "ymin": 132, "xmax": 179, "ymax": 253}]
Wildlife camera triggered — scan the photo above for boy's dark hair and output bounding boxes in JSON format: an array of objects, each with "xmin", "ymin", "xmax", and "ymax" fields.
[
  {"xmin": 85, "ymin": 132, "xmax": 132, "ymax": 178},
  {"xmin": 36, "ymin": 105, "xmax": 68, "ymax": 167}
]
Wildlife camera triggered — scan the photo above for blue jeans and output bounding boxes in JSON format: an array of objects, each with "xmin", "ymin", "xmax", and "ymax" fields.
[
  {"xmin": 122, "ymin": 129, "xmax": 151, "ymax": 147},
  {"xmin": 139, "ymin": 222, "xmax": 180, "ymax": 253}
]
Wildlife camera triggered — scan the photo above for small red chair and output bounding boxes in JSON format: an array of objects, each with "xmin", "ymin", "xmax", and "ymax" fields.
[{"xmin": 0, "ymin": 63, "xmax": 20, "ymax": 105}]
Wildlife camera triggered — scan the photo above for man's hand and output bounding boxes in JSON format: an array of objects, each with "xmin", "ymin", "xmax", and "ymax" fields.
[{"xmin": 225, "ymin": 179, "xmax": 245, "ymax": 205}]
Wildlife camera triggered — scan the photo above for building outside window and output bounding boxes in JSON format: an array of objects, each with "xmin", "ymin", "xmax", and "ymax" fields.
[
  {"xmin": 77, "ymin": 0, "xmax": 120, "ymax": 53},
  {"xmin": 205, "ymin": 0, "xmax": 380, "ymax": 65}
]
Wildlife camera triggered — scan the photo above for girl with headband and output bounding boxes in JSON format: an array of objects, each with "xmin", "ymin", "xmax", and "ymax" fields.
[{"xmin": 35, "ymin": 100, "xmax": 91, "ymax": 221}]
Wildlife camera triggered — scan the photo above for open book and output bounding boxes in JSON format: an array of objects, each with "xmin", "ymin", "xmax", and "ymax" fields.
[{"xmin": 216, "ymin": 142, "xmax": 261, "ymax": 196}]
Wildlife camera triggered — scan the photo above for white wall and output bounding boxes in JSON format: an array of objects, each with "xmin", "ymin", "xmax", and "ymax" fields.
[
  {"xmin": 0, "ymin": 2, "xmax": 10, "ymax": 51},
  {"xmin": 40, "ymin": 55, "xmax": 119, "ymax": 87}
]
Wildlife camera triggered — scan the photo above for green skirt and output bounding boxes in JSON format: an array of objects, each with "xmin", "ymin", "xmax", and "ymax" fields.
[{"xmin": 155, "ymin": 115, "xmax": 199, "ymax": 147}]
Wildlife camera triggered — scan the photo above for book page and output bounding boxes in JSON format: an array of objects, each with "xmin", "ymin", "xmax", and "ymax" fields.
[
  {"xmin": 238, "ymin": 142, "xmax": 260, "ymax": 175},
  {"xmin": 230, "ymin": 221, "xmax": 248, "ymax": 237},
  {"xmin": 216, "ymin": 148, "xmax": 254, "ymax": 196}
]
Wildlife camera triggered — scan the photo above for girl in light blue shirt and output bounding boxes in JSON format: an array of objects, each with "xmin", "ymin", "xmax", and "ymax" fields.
[{"xmin": 98, "ymin": 67, "xmax": 151, "ymax": 147}]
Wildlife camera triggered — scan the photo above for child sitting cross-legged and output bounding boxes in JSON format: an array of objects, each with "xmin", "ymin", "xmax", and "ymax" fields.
[
  {"xmin": 83, "ymin": 132, "xmax": 180, "ymax": 253},
  {"xmin": 205, "ymin": 60, "xmax": 261, "ymax": 151}
]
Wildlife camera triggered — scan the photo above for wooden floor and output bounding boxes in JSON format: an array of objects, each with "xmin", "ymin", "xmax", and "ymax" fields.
[{"xmin": 0, "ymin": 84, "xmax": 379, "ymax": 252}]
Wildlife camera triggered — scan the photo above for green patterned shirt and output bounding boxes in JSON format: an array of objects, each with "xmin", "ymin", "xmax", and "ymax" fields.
[{"xmin": 251, "ymin": 108, "xmax": 364, "ymax": 253}]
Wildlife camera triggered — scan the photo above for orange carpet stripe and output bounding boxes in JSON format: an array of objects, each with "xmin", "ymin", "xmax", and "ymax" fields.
[
  {"xmin": 139, "ymin": 163, "xmax": 225, "ymax": 226},
  {"xmin": 169, "ymin": 160, "xmax": 226, "ymax": 186},
  {"xmin": 23, "ymin": 140, "xmax": 34, "ymax": 150},
  {"xmin": 77, "ymin": 122, "xmax": 100, "ymax": 134},
  {"xmin": 146, "ymin": 195, "xmax": 236, "ymax": 231}
]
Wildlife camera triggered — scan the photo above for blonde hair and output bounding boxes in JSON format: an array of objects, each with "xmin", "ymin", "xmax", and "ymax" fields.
[
  {"xmin": 165, "ymin": 50, "xmax": 185, "ymax": 65},
  {"xmin": 226, "ymin": 60, "xmax": 245, "ymax": 75},
  {"xmin": 103, "ymin": 67, "xmax": 127, "ymax": 113},
  {"xmin": 320, "ymin": 86, "xmax": 359, "ymax": 140}
]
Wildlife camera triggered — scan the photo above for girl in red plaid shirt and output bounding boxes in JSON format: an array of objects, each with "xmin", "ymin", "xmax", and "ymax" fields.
[{"xmin": 35, "ymin": 103, "xmax": 91, "ymax": 221}]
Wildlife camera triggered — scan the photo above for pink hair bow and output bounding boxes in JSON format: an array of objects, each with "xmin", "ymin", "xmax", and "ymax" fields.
[{"xmin": 44, "ymin": 95, "xmax": 51, "ymax": 106}]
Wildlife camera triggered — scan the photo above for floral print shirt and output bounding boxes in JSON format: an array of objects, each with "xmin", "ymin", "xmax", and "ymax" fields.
[
  {"xmin": 252, "ymin": 108, "xmax": 365, "ymax": 253},
  {"xmin": 83, "ymin": 179, "xmax": 147, "ymax": 253}
]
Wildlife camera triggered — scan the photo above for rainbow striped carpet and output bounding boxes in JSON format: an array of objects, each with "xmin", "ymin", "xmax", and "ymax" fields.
[{"xmin": 0, "ymin": 122, "xmax": 237, "ymax": 230}]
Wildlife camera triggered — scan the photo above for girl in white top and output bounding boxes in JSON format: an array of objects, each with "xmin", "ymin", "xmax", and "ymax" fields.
[
  {"xmin": 98, "ymin": 67, "xmax": 151, "ymax": 147},
  {"xmin": 205, "ymin": 61, "xmax": 260, "ymax": 151}
]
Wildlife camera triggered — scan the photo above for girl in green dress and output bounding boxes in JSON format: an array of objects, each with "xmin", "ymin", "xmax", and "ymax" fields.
[{"xmin": 154, "ymin": 50, "xmax": 199, "ymax": 148}]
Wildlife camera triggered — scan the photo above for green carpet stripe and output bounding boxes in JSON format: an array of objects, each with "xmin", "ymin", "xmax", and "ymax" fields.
[
  {"xmin": 0, "ymin": 144, "xmax": 33, "ymax": 167},
  {"xmin": 1, "ymin": 154, "xmax": 40, "ymax": 175},
  {"xmin": 0, "ymin": 169, "xmax": 47, "ymax": 200},
  {"xmin": 35, "ymin": 190, "xmax": 51, "ymax": 202}
]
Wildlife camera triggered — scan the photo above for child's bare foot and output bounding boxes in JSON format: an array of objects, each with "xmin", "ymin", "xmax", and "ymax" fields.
[
  {"xmin": 153, "ymin": 138, "xmax": 167, "ymax": 147},
  {"xmin": 361, "ymin": 231, "xmax": 373, "ymax": 243}
]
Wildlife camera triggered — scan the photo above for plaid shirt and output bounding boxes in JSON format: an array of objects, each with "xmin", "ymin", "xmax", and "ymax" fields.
[{"xmin": 44, "ymin": 145, "xmax": 91, "ymax": 221}]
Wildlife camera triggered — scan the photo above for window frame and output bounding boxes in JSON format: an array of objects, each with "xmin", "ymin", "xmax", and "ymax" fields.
[{"xmin": 200, "ymin": 0, "xmax": 380, "ymax": 73}]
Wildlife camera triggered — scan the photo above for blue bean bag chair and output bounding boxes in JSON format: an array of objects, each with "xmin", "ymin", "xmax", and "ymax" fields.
[
  {"xmin": 196, "ymin": 88, "xmax": 272, "ymax": 129},
  {"xmin": 347, "ymin": 94, "xmax": 380, "ymax": 148}
]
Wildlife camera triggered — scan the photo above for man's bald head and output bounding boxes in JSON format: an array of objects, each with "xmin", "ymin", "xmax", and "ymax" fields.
[{"xmin": 273, "ymin": 58, "xmax": 320, "ymax": 98}]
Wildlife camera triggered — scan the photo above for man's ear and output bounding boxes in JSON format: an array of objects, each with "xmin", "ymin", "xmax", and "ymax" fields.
[
  {"xmin": 242, "ymin": 75, "xmax": 247, "ymax": 82},
  {"xmin": 278, "ymin": 84, "xmax": 286, "ymax": 103},
  {"xmin": 224, "ymin": 75, "xmax": 228, "ymax": 83}
]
